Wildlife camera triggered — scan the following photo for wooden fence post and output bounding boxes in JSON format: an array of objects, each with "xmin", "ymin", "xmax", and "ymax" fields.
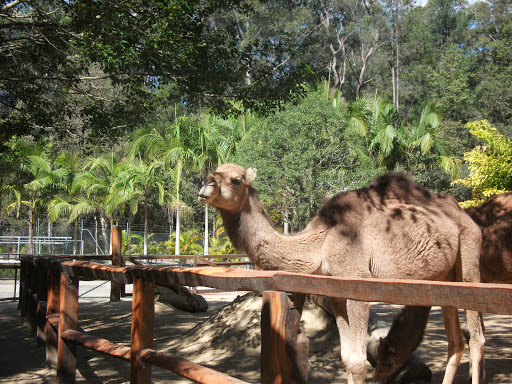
[
  {"xmin": 46, "ymin": 269, "xmax": 61, "ymax": 368},
  {"xmin": 130, "ymin": 278, "xmax": 155, "ymax": 384},
  {"xmin": 29, "ymin": 260, "xmax": 38, "ymax": 332},
  {"xmin": 36, "ymin": 262, "xmax": 48, "ymax": 345},
  {"xmin": 110, "ymin": 225, "xmax": 122, "ymax": 302},
  {"xmin": 19, "ymin": 259, "xmax": 27, "ymax": 316},
  {"xmin": 56, "ymin": 273, "xmax": 79, "ymax": 384},
  {"xmin": 260, "ymin": 291, "xmax": 309, "ymax": 384}
]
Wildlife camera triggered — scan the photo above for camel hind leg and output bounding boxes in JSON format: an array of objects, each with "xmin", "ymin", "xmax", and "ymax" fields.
[
  {"xmin": 459, "ymin": 222, "xmax": 485, "ymax": 384},
  {"xmin": 441, "ymin": 306, "xmax": 465, "ymax": 384},
  {"xmin": 466, "ymin": 310, "xmax": 485, "ymax": 384}
]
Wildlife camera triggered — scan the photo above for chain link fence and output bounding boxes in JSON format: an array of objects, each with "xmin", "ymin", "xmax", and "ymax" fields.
[
  {"xmin": 0, "ymin": 218, "xmax": 241, "ymax": 301},
  {"xmin": 0, "ymin": 255, "xmax": 126, "ymax": 301},
  {"xmin": 0, "ymin": 260, "xmax": 19, "ymax": 301}
]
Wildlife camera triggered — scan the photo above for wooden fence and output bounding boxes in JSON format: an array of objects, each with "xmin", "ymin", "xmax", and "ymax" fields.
[{"xmin": 17, "ymin": 228, "xmax": 512, "ymax": 384}]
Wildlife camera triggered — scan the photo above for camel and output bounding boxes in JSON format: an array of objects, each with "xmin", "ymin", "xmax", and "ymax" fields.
[
  {"xmin": 466, "ymin": 192, "xmax": 512, "ymax": 284},
  {"xmin": 198, "ymin": 163, "xmax": 485, "ymax": 384},
  {"xmin": 375, "ymin": 192, "xmax": 512, "ymax": 382}
]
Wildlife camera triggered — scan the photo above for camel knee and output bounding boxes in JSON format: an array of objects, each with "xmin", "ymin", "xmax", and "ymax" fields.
[
  {"xmin": 347, "ymin": 357, "xmax": 367, "ymax": 384},
  {"xmin": 448, "ymin": 335, "xmax": 466, "ymax": 358}
]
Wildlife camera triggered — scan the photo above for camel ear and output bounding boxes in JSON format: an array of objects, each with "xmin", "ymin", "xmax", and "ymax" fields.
[
  {"xmin": 387, "ymin": 346, "xmax": 397, "ymax": 355},
  {"xmin": 245, "ymin": 167, "xmax": 257, "ymax": 184}
]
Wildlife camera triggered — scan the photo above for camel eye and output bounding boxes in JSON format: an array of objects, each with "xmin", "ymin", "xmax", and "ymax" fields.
[{"xmin": 231, "ymin": 177, "xmax": 242, "ymax": 186}]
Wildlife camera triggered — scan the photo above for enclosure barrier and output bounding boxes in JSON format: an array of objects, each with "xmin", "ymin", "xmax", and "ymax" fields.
[
  {"xmin": 18, "ymin": 251, "xmax": 512, "ymax": 384},
  {"xmin": 0, "ymin": 261, "xmax": 19, "ymax": 301}
]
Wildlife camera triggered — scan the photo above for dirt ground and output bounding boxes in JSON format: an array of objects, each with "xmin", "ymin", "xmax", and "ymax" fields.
[{"xmin": 0, "ymin": 292, "xmax": 511, "ymax": 384}]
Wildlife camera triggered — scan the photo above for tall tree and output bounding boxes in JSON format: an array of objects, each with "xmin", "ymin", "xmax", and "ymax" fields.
[
  {"xmin": 5, "ymin": 138, "xmax": 60, "ymax": 253},
  {"xmin": 47, "ymin": 152, "xmax": 86, "ymax": 255},
  {"xmin": 77, "ymin": 153, "xmax": 129, "ymax": 253},
  {"xmin": 235, "ymin": 89, "xmax": 374, "ymax": 231},
  {"xmin": 472, "ymin": 0, "xmax": 512, "ymax": 126},
  {"xmin": 1, "ymin": 0, "xmax": 312, "ymax": 148},
  {"xmin": 115, "ymin": 158, "xmax": 165, "ymax": 255}
]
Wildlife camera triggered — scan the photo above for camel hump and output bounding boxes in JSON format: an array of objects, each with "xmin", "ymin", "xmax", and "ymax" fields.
[
  {"xmin": 465, "ymin": 192, "xmax": 512, "ymax": 226},
  {"xmin": 366, "ymin": 172, "xmax": 433, "ymax": 205},
  {"xmin": 317, "ymin": 173, "xmax": 449, "ymax": 229}
]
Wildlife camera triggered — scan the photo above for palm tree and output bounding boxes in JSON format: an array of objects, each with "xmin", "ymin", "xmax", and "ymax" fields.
[
  {"xmin": 6, "ymin": 140, "xmax": 60, "ymax": 254},
  {"xmin": 115, "ymin": 158, "xmax": 165, "ymax": 255},
  {"xmin": 349, "ymin": 96, "xmax": 460, "ymax": 177},
  {"xmin": 405, "ymin": 101, "xmax": 461, "ymax": 178},
  {"xmin": 47, "ymin": 152, "xmax": 88, "ymax": 254},
  {"xmin": 195, "ymin": 111, "xmax": 251, "ymax": 253},
  {"xmin": 128, "ymin": 121, "xmax": 195, "ymax": 256},
  {"xmin": 77, "ymin": 153, "xmax": 129, "ymax": 254},
  {"xmin": 349, "ymin": 93, "xmax": 402, "ymax": 168}
]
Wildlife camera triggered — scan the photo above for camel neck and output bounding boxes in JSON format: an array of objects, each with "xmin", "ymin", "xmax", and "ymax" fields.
[{"xmin": 220, "ymin": 194, "xmax": 324, "ymax": 273}]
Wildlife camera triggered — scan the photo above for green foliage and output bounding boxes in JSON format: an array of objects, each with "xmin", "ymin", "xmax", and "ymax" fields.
[
  {"xmin": 235, "ymin": 89, "xmax": 378, "ymax": 230},
  {"xmin": 3, "ymin": 0, "xmax": 512, "ymax": 250},
  {"xmin": 453, "ymin": 120, "xmax": 512, "ymax": 207},
  {"xmin": 349, "ymin": 95, "xmax": 461, "ymax": 178}
]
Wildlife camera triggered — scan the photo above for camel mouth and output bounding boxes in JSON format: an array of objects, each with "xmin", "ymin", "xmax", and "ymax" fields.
[
  {"xmin": 198, "ymin": 195, "xmax": 208, "ymax": 204},
  {"xmin": 198, "ymin": 194, "xmax": 213, "ymax": 204}
]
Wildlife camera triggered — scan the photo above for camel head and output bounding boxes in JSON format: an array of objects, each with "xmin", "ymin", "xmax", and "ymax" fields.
[{"xmin": 198, "ymin": 163, "xmax": 257, "ymax": 213}]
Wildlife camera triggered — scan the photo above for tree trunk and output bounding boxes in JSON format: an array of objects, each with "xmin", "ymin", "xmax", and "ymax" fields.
[
  {"xmin": 99, "ymin": 212, "xmax": 109, "ymax": 254},
  {"xmin": 283, "ymin": 205, "xmax": 290, "ymax": 235},
  {"xmin": 48, "ymin": 220, "xmax": 53, "ymax": 255},
  {"xmin": 94, "ymin": 214, "xmax": 99, "ymax": 255},
  {"xmin": 174, "ymin": 208, "xmax": 180, "ymax": 256},
  {"xmin": 28, "ymin": 205, "xmax": 34, "ymax": 254},
  {"xmin": 73, "ymin": 219, "xmax": 78, "ymax": 255},
  {"xmin": 143, "ymin": 195, "xmax": 148, "ymax": 256},
  {"xmin": 204, "ymin": 206, "xmax": 209, "ymax": 255}
]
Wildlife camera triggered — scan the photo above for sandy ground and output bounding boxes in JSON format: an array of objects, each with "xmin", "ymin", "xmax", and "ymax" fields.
[{"xmin": 0, "ymin": 292, "xmax": 511, "ymax": 384}]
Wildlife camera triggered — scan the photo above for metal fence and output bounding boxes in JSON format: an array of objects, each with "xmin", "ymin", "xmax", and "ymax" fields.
[
  {"xmin": 0, "ymin": 254, "xmax": 119, "ymax": 301},
  {"xmin": 0, "ymin": 219, "xmax": 180, "ymax": 256},
  {"xmin": 0, "ymin": 259, "xmax": 19, "ymax": 301},
  {"xmin": 0, "ymin": 252, "xmax": 252, "ymax": 301}
]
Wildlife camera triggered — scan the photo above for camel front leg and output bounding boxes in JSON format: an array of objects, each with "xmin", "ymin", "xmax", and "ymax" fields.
[{"xmin": 330, "ymin": 297, "xmax": 370, "ymax": 384}]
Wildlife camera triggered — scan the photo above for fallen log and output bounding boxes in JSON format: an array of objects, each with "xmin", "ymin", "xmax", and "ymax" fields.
[
  {"xmin": 127, "ymin": 256, "xmax": 208, "ymax": 313},
  {"xmin": 155, "ymin": 284, "xmax": 208, "ymax": 313}
]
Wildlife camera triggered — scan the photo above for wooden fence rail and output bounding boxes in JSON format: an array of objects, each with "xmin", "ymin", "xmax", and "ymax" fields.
[{"xmin": 18, "ymin": 253, "xmax": 512, "ymax": 384}]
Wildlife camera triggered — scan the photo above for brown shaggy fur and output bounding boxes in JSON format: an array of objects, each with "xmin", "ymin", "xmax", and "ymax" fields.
[{"xmin": 199, "ymin": 164, "xmax": 485, "ymax": 384}]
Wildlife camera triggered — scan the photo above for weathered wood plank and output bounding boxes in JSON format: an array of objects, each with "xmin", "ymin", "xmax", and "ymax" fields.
[
  {"xmin": 34, "ymin": 258, "xmax": 512, "ymax": 315},
  {"xmin": 130, "ymin": 279, "xmax": 155, "ymax": 384},
  {"xmin": 140, "ymin": 349, "xmax": 250, "ymax": 384},
  {"xmin": 56, "ymin": 273, "xmax": 79, "ymax": 384},
  {"xmin": 271, "ymin": 273, "xmax": 512, "ymax": 315},
  {"xmin": 60, "ymin": 330, "xmax": 131, "ymax": 361},
  {"xmin": 36, "ymin": 265, "xmax": 48, "ymax": 345}
]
